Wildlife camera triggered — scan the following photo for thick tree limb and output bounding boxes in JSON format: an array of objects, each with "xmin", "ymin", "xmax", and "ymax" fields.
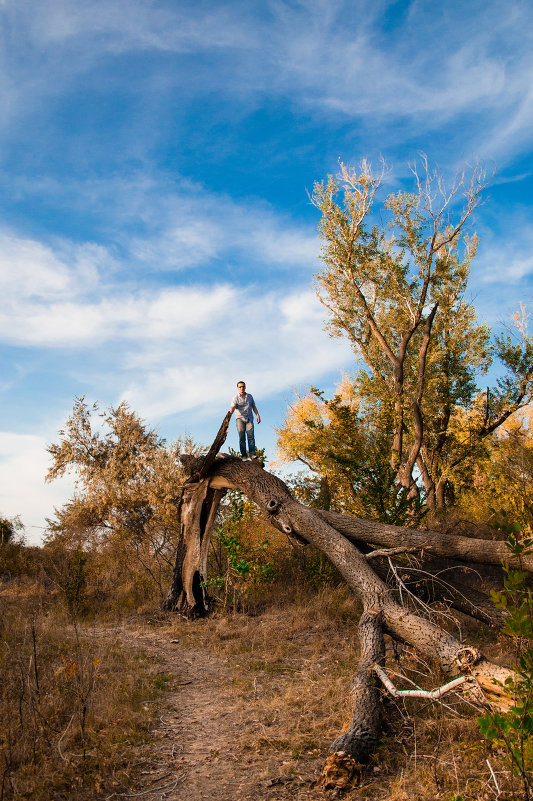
[
  {"xmin": 315, "ymin": 509, "xmax": 533, "ymax": 573},
  {"xmin": 184, "ymin": 411, "xmax": 232, "ymax": 483},
  {"xmin": 170, "ymin": 442, "xmax": 515, "ymax": 771},
  {"xmin": 328, "ymin": 609, "xmax": 385, "ymax": 762}
]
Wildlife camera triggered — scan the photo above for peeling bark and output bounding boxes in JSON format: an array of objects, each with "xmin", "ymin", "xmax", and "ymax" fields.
[
  {"xmin": 163, "ymin": 414, "xmax": 231, "ymax": 615},
  {"xmin": 167, "ymin": 431, "xmax": 517, "ymax": 768},
  {"xmin": 163, "ymin": 481, "xmax": 224, "ymax": 615}
]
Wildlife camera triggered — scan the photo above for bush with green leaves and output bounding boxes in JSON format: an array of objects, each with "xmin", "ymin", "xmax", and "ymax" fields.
[
  {"xmin": 478, "ymin": 512, "xmax": 533, "ymax": 800},
  {"xmin": 207, "ymin": 490, "xmax": 276, "ymax": 609}
]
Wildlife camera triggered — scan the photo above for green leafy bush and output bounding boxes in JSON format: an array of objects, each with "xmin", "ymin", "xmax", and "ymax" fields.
[{"xmin": 478, "ymin": 512, "xmax": 533, "ymax": 799}]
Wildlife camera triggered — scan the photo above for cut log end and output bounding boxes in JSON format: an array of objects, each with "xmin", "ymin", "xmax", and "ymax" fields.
[{"xmin": 319, "ymin": 751, "xmax": 362, "ymax": 790}]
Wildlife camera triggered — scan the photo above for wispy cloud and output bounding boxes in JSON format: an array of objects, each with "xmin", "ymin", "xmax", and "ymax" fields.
[
  {"xmin": 126, "ymin": 188, "xmax": 319, "ymax": 273},
  {"xmin": 2, "ymin": 0, "xmax": 533, "ymax": 166},
  {"xmin": 0, "ymin": 232, "xmax": 109, "ymax": 300},
  {"xmin": 0, "ymin": 220, "xmax": 348, "ymax": 415},
  {"xmin": 120, "ymin": 288, "xmax": 353, "ymax": 420}
]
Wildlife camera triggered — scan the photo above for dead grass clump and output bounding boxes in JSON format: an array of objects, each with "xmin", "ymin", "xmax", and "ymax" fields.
[
  {"xmin": 163, "ymin": 583, "xmax": 520, "ymax": 800},
  {"xmin": 42, "ymin": 541, "xmax": 169, "ymax": 620},
  {"xmin": 0, "ymin": 593, "xmax": 166, "ymax": 801}
]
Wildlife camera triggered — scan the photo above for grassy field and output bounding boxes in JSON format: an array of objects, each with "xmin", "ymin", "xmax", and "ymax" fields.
[
  {"xmin": 0, "ymin": 544, "xmax": 524, "ymax": 801},
  {"xmin": 0, "ymin": 580, "xmax": 169, "ymax": 801}
]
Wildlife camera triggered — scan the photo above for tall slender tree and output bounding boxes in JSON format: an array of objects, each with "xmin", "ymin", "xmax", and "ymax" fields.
[{"xmin": 301, "ymin": 158, "xmax": 533, "ymax": 509}]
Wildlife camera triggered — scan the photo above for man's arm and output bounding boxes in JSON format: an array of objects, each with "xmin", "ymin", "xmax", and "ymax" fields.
[{"xmin": 252, "ymin": 403, "xmax": 260, "ymax": 424}]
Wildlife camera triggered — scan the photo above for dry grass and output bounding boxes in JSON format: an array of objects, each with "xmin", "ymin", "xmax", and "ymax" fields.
[
  {"xmin": 162, "ymin": 585, "xmax": 520, "ymax": 800},
  {"xmin": 0, "ymin": 584, "xmax": 169, "ymax": 801},
  {"xmin": 0, "ymin": 556, "xmax": 523, "ymax": 800}
]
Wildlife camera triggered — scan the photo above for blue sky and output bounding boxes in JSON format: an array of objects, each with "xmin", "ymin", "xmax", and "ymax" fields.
[{"xmin": 1, "ymin": 0, "xmax": 533, "ymax": 543}]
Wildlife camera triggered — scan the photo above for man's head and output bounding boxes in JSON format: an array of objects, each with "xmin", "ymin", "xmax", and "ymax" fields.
[{"xmin": 237, "ymin": 380, "xmax": 246, "ymax": 395}]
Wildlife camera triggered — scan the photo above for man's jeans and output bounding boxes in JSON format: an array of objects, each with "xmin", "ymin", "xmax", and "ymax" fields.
[{"xmin": 236, "ymin": 417, "xmax": 256, "ymax": 457}]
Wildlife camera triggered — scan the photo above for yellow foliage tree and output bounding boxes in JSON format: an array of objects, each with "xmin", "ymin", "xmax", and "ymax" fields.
[
  {"xmin": 276, "ymin": 377, "xmax": 426, "ymax": 523},
  {"xmin": 287, "ymin": 158, "xmax": 533, "ymax": 513},
  {"xmin": 46, "ymin": 397, "xmax": 196, "ymax": 601},
  {"xmin": 458, "ymin": 404, "xmax": 533, "ymax": 528}
]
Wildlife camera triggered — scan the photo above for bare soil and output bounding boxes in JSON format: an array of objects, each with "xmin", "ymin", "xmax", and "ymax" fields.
[
  {"xmin": 95, "ymin": 602, "xmax": 502, "ymax": 801},
  {"xmin": 103, "ymin": 619, "xmax": 328, "ymax": 801}
]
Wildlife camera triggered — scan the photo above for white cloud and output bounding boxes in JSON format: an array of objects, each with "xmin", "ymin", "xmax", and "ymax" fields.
[
  {"xmin": 480, "ymin": 253, "xmax": 533, "ymax": 284},
  {"xmin": 126, "ymin": 187, "xmax": 319, "ymax": 272},
  {"xmin": 119, "ymin": 288, "xmax": 353, "ymax": 420},
  {"xmin": 18, "ymin": 0, "xmax": 251, "ymax": 53},
  {"xmin": 0, "ymin": 232, "xmax": 112, "ymax": 300},
  {"xmin": 0, "ymin": 431, "xmax": 75, "ymax": 545},
  {"xmin": 0, "ymin": 185, "xmax": 320, "ymax": 348},
  {"xmin": 0, "ymin": 285, "xmax": 238, "ymax": 348}
]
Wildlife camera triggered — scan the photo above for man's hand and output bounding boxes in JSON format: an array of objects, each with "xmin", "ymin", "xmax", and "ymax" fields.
[{"xmin": 256, "ymin": 414, "xmax": 261, "ymax": 424}]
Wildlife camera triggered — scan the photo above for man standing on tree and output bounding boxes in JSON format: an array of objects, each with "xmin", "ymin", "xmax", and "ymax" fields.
[{"xmin": 229, "ymin": 380, "xmax": 260, "ymax": 459}]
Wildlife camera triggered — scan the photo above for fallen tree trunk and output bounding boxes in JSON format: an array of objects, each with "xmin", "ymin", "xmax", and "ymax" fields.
[
  {"xmin": 167, "ymin": 420, "xmax": 517, "ymax": 772},
  {"xmin": 203, "ymin": 456, "xmax": 512, "ymax": 687},
  {"xmin": 316, "ymin": 509, "xmax": 533, "ymax": 573},
  {"xmin": 369, "ymin": 556, "xmax": 508, "ymax": 629}
]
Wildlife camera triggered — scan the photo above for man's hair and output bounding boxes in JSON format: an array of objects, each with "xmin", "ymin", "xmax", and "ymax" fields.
[{"xmin": 237, "ymin": 380, "xmax": 246, "ymax": 387}]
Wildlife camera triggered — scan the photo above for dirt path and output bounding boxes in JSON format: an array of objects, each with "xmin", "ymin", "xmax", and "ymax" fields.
[{"xmin": 105, "ymin": 623, "xmax": 326, "ymax": 801}]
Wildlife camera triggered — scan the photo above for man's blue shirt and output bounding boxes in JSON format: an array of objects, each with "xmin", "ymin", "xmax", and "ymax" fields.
[{"xmin": 232, "ymin": 392, "xmax": 255, "ymax": 421}]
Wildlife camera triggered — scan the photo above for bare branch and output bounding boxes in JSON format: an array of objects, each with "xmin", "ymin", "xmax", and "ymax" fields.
[
  {"xmin": 366, "ymin": 545, "xmax": 428, "ymax": 560},
  {"xmin": 372, "ymin": 664, "xmax": 474, "ymax": 701}
]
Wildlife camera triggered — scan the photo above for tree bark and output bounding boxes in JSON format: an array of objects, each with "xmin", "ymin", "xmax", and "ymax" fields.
[
  {"xmin": 163, "ymin": 413, "xmax": 231, "ymax": 615},
  {"xmin": 163, "ymin": 481, "xmax": 225, "ymax": 615},
  {"xmin": 329, "ymin": 608, "xmax": 385, "ymax": 762},
  {"xmin": 168, "ymin": 439, "xmax": 517, "ymax": 772},
  {"xmin": 315, "ymin": 509, "xmax": 533, "ymax": 573}
]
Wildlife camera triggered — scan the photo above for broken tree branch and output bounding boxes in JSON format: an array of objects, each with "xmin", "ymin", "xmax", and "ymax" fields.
[
  {"xmin": 372, "ymin": 665, "xmax": 473, "ymax": 701},
  {"xmin": 168, "ymin": 419, "xmax": 517, "ymax": 772}
]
